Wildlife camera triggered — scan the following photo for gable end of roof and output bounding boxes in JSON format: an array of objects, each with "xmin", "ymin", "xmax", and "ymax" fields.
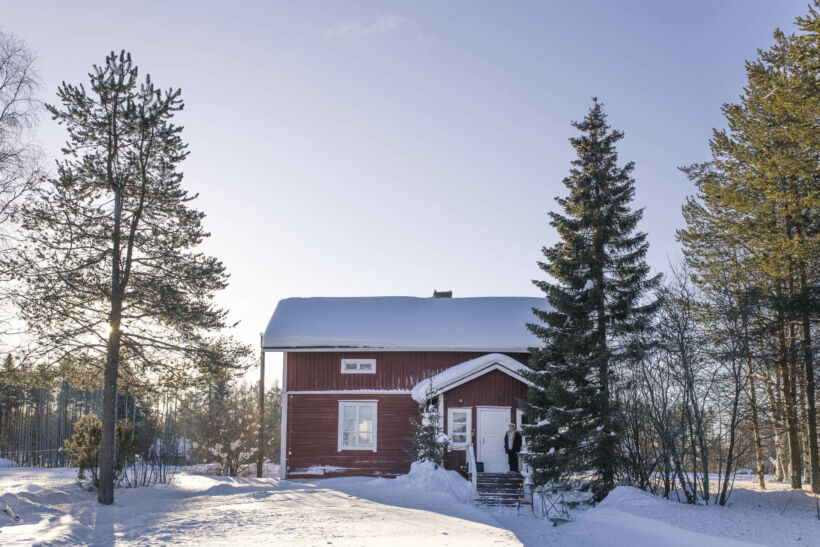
[{"xmin": 410, "ymin": 353, "xmax": 532, "ymax": 402}]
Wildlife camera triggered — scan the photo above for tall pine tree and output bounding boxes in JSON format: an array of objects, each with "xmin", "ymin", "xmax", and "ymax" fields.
[
  {"xmin": 679, "ymin": 2, "xmax": 820, "ymax": 491},
  {"xmin": 12, "ymin": 52, "xmax": 249, "ymax": 504},
  {"xmin": 523, "ymin": 99, "xmax": 659, "ymax": 502}
]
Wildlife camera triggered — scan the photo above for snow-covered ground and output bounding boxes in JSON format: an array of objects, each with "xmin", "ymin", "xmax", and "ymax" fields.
[{"xmin": 1, "ymin": 463, "xmax": 818, "ymax": 546}]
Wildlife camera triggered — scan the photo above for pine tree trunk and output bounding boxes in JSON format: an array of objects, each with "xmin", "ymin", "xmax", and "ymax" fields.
[
  {"xmin": 742, "ymin": 308, "xmax": 766, "ymax": 489},
  {"xmin": 99, "ymin": 180, "xmax": 124, "ymax": 505},
  {"xmin": 799, "ymin": 372, "xmax": 811, "ymax": 486},
  {"xmin": 748, "ymin": 370, "xmax": 766, "ymax": 489},
  {"xmin": 767, "ymin": 360, "xmax": 787, "ymax": 482},
  {"xmin": 99, "ymin": 317, "xmax": 122, "ymax": 504},
  {"xmin": 778, "ymin": 312, "xmax": 803, "ymax": 489},
  {"xmin": 799, "ymin": 268, "xmax": 819, "ymax": 492},
  {"xmin": 32, "ymin": 389, "xmax": 40, "ymax": 466}
]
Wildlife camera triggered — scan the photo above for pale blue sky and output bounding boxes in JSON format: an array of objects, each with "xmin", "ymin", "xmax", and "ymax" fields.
[{"xmin": 3, "ymin": 0, "xmax": 809, "ymax": 385}]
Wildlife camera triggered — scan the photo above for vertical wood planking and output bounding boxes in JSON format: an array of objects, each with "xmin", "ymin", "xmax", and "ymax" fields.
[
  {"xmin": 287, "ymin": 351, "xmax": 529, "ymax": 391},
  {"xmin": 442, "ymin": 370, "xmax": 528, "ymax": 471}
]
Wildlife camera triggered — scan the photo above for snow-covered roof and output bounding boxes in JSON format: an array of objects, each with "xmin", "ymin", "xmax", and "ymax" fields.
[
  {"xmin": 410, "ymin": 353, "xmax": 532, "ymax": 402},
  {"xmin": 263, "ymin": 296, "xmax": 548, "ymax": 352}
]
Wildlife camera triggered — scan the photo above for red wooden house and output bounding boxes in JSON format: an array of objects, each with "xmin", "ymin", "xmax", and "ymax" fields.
[{"xmin": 262, "ymin": 295, "xmax": 546, "ymax": 479}]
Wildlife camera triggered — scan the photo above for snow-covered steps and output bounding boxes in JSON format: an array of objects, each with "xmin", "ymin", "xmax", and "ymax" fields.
[{"xmin": 475, "ymin": 472, "xmax": 523, "ymax": 506}]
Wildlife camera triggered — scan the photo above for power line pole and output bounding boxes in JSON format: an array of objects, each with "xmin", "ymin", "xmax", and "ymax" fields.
[{"xmin": 257, "ymin": 333, "xmax": 266, "ymax": 478}]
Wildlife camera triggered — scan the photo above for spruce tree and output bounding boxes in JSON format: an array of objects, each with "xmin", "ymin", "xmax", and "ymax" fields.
[{"xmin": 522, "ymin": 99, "xmax": 660, "ymax": 502}]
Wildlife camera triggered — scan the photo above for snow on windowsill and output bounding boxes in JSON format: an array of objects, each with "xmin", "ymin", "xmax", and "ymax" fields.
[{"xmin": 289, "ymin": 465, "xmax": 348, "ymax": 476}]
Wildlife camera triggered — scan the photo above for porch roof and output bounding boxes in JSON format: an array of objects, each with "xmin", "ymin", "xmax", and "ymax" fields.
[{"xmin": 410, "ymin": 353, "xmax": 532, "ymax": 403}]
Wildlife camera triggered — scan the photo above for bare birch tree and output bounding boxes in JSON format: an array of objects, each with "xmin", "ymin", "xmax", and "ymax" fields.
[{"xmin": 0, "ymin": 30, "xmax": 41, "ymax": 351}]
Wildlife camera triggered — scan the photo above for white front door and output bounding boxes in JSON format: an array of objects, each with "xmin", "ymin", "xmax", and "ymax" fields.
[{"xmin": 478, "ymin": 407, "xmax": 511, "ymax": 473}]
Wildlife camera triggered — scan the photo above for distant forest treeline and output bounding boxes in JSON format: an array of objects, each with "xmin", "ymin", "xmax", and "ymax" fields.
[{"xmin": 0, "ymin": 357, "xmax": 282, "ymax": 471}]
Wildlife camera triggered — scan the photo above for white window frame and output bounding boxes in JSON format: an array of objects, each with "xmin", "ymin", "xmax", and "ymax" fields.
[
  {"xmin": 337, "ymin": 400, "xmax": 378, "ymax": 452},
  {"xmin": 341, "ymin": 358, "xmax": 376, "ymax": 374},
  {"xmin": 447, "ymin": 407, "xmax": 472, "ymax": 449}
]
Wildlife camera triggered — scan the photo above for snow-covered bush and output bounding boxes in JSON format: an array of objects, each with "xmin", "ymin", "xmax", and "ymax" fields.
[
  {"xmin": 401, "ymin": 460, "xmax": 474, "ymax": 502},
  {"xmin": 190, "ymin": 382, "xmax": 258, "ymax": 476},
  {"xmin": 410, "ymin": 385, "xmax": 449, "ymax": 468}
]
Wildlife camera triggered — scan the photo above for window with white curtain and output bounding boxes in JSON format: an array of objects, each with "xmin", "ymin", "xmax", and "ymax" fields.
[{"xmin": 338, "ymin": 401, "xmax": 378, "ymax": 451}]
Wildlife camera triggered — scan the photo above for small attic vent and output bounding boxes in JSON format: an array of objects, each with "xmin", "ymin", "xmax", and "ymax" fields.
[{"xmin": 433, "ymin": 290, "xmax": 453, "ymax": 298}]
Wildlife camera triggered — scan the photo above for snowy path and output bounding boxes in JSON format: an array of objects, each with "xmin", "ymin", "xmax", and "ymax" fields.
[
  {"xmin": 0, "ymin": 469, "xmax": 517, "ymax": 546},
  {"xmin": 1, "ymin": 466, "xmax": 819, "ymax": 546}
]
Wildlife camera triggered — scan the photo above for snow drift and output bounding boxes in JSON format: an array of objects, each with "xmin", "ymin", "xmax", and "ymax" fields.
[
  {"xmin": 575, "ymin": 487, "xmax": 758, "ymax": 546},
  {"xmin": 320, "ymin": 460, "xmax": 492, "ymax": 526},
  {"xmin": 2, "ymin": 465, "xmax": 816, "ymax": 546}
]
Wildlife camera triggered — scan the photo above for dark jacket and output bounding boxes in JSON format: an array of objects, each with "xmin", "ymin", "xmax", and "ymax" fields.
[{"xmin": 504, "ymin": 430, "xmax": 522, "ymax": 454}]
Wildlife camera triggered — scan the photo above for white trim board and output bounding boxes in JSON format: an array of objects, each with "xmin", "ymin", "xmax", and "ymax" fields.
[
  {"xmin": 280, "ymin": 353, "xmax": 288, "ymax": 479},
  {"xmin": 288, "ymin": 390, "xmax": 411, "ymax": 395},
  {"xmin": 263, "ymin": 346, "xmax": 535, "ymax": 353}
]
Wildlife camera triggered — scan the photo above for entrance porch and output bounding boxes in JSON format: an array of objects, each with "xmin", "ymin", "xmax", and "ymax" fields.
[{"xmin": 410, "ymin": 353, "xmax": 532, "ymax": 474}]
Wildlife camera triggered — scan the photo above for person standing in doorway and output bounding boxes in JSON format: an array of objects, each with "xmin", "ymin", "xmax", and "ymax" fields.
[{"xmin": 504, "ymin": 423, "xmax": 522, "ymax": 473}]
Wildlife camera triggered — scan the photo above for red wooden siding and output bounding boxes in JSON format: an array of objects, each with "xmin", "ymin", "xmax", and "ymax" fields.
[
  {"xmin": 286, "ymin": 393, "xmax": 418, "ymax": 478},
  {"xmin": 283, "ymin": 351, "xmax": 531, "ymax": 477},
  {"xmin": 442, "ymin": 369, "xmax": 528, "ymax": 471},
  {"xmin": 286, "ymin": 351, "xmax": 529, "ymax": 392}
]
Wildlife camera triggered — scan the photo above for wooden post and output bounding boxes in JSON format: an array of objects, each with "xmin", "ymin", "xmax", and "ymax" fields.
[{"xmin": 257, "ymin": 333, "xmax": 266, "ymax": 478}]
